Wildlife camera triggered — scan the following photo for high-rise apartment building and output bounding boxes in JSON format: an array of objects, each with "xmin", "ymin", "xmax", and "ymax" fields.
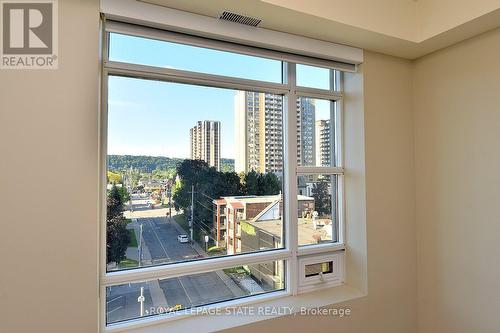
[
  {"xmin": 234, "ymin": 91, "xmax": 283, "ymax": 173},
  {"xmin": 234, "ymin": 91, "xmax": 315, "ymax": 173},
  {"xmin": 297, "ymin": 98, "xmax": 315, "ymax": 166},
  {"xmin": 315, "ymin": 119, "xmax": 332, "ymax": 166},
  {"xmin": 190, "ymin": 120, "xmax": 221, "ymax": 171}
]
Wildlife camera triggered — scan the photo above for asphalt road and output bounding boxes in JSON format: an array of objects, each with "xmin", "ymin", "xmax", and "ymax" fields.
[
  {"xmin": 141, "ymin": 216, "xmax": 199, "ymax": 264},
  {"xmin": 107, "ymin": 195, "xmax": 242, "ymax": 324},
  {"xmin": 107, "ymin": 283, "xmax": 154, "ymax": 324}
]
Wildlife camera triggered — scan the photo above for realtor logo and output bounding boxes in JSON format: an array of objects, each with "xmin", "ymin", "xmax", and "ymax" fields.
[{"xmin": 1, "ymin": 0, "xmax": 58, "ymax": 69}]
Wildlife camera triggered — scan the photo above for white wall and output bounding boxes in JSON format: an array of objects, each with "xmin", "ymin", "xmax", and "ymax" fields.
[
  {"xmin": 416, "ymin": 0, "xmax": 500, "ymax": 40},
  {"xmin": 414, "ymin": 27, "xmax": 500, "ymax": 333},
  {"xmin": 0, "ymin": 1, "xmax": 100, "ymax": 333},
  {"xmin": 261, "ymin": 0, "xmax": 418, "ymax": 41}
]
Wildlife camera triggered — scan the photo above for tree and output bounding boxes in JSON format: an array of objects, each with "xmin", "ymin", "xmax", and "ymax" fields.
[
  {"xmin": 311, "ymin": 179, "xmax": 331, "ymax": 217},
  {"xmin": 173, "ymin": 159, "xmax": 210, "ymax": 211},
  {"xmin": 107, "ymin": 171, "xmax": 122, "ymax": 184},
  {"xmin": 214, "ymin": 172, "xmax": 243, "ymax": 197},
  {"xmin": 172, "ymin": 160, "xmax": 283, "ymax": 244},
  {"xmin": 258, "ymin": 172, "xmax": 281, "ymax": 195},
  {"xmin": 242, "ymin": 170, "xmax": 281, "ymax": 195},
  {"xmin": 242, "ymin": 170, "xmax": 260, "ymax": 195},
  {"xmin": 117, "ymin": 186, "xmax": 130, "ymax": 203},
  {"xmin": 106, "ymin": 185, "xmax": 130, "ymax": 264}
]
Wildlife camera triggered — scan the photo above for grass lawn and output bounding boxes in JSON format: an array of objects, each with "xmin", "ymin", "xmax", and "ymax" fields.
[
  {"xmin": 118, "ymin": 258, "xmax": 138, "ymax": 269},
  {"xmin": 223, "ymin": 266, "xmax": 249, "ymax": 275},
  {"xmin": 174, "ymin": 213, "xmax": 206, "ymax": 246},
  {"xmin": 128, "ymin": 229, "xmax": 138, "ymax": 247},
  {"xmin": 174, "ymin": 214, "xmax": 189, "ymax": 233}
]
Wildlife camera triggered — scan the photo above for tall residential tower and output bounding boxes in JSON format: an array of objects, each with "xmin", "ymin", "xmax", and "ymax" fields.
[
  {"xmin": 234, "ymin": 91, "xmax": 315, "ymax": 173},
  {"xmin": 315, "ymin": 119, "xmax": 332, "ymax": 166},
  {"xmin": 190, "ymin": 120, "xmax": 221, "ymax": 171}
]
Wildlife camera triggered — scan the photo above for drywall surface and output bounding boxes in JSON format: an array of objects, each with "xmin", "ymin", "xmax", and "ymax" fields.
[
  {"xmin": 0, "ymin": 1, "xmax": 100, "ymax": 332},
  {"xmin": 414, "ymin": 27, "xmax": 500, "ymax": 333}
]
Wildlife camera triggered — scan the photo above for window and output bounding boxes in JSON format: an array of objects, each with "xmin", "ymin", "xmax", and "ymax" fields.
[
  {"xmin": 107, "ymin": 260, "xmax": 285, "ymax": 324},
  {"xmin": 106, "ymin": 76, "xmax": 284, "ymax": 270},
  {"xmin": 109, "ymin": 33, "xmax": 283, "ymax": 83},
  {"xmin": 101, "ymin": 22, "xmax": 345, "ymax": 330},
  {"xmin": 297, "ymin": 175, "xmax": 338, "ymax": 246}
]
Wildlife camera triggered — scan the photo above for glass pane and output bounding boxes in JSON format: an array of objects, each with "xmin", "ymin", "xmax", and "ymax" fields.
[
  {"xmin": 109, "ymin": 33, "xmax": 283, "ymax": 83},
  {"xmin": 296, "ymin": 97, "xmax": 335, "ymax": 167},
  {"xmin": 106, "ymin": 260, "xmax": 285, "ymax": 325},
  {"xmin": 296, "ymin": 64, "xmax": 331, "ymax": 90},
  {"xmin": 305, "ymin": 261, "xmax": 333, "ymax": 277},
  {"xmin": 297, "ymin": 174, "xmax": 337, "ymax": 246},
  {"xmin": 106, "ymin": 76, "xmax": 284, "ymax": 272}
]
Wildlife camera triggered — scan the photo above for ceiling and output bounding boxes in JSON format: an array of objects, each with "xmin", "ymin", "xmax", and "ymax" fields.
[{"xmin": 138, "ymin": 0, "xmax": 500, "ymax": 59}]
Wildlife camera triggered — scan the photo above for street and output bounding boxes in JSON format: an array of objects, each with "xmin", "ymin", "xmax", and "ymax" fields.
[{"xmin": 107, "ymin": 194, "xmax": 245, "ymax": 324}]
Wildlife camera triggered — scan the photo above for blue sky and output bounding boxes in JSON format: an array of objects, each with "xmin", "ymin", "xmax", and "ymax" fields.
[{"xmin": 107, "ymin": 33, "xmax": 331, "ymax": 159}]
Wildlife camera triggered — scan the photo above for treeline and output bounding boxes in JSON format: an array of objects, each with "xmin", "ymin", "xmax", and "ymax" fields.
[{"xmin": 107, "ymin": 155, "xmax": 235, "ymax": 173}]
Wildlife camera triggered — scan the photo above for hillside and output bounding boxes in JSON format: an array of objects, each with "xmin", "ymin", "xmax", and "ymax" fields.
[{"xmin": 107, "ymin": 155, "xmax": 235, "ymax": 173}]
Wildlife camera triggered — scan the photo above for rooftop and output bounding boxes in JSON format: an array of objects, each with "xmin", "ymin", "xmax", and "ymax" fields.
[{"xmin": 246, "ymin": 218, "xmax": 332, "ymax": 245}]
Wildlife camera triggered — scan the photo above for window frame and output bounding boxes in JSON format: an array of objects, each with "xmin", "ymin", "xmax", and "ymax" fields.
[{"xmin": 100, "ymin": 20, "xmax": 346, "ymax": 331}]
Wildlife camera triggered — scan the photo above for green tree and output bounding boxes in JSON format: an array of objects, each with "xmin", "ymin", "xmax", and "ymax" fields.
[
  {"xmin": 242, "ymin": 170, "xmax": 281, "ymax": 195},
  {"xmin": 311, "ymin": 179, "xmax": 331, "ymax": 216},
  {"xmin": 173, "ymin": 160, "xmax": 282, "ymax": 244},
  {"xmin": 106, "ymin": 185, "xmax": 130, "ymax": 264},
  {"xmin": 214, "ymin": 172, "xmax": 243, "ymax": 197},
  {"xmin": 258, "ymin": 172, "xmax": 281, "ymax": 195},
  {"xmin": 117, "ymin": 186, "xmax": 130, "ymax": 203},
  {"xmin": 242, "ymin": 170, "xmax": 260, "ymax": 195}
]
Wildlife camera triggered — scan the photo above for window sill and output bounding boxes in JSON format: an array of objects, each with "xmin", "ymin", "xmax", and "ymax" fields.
[{"xmin": 104, "ymin": 284, "xmax": 366, "ymax": 333}]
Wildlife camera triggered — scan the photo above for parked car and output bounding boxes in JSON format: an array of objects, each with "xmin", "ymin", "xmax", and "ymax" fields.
[{"xmin": 177, "ymin": 235, "xmax": 189, "ymax": 243}]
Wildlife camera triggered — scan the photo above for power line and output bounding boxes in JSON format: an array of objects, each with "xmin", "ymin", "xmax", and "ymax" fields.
[
  {"xmin": 191, "ymin": 219, "xmax": 213, "ymax": 238},
  {"xmin": 192, "ymin": 216, "xmax": 213, "ymax": 232},
  {"xmin": 199, "ymin": 192, "xmax": 216, "ymax": 201},
  {"xmin": 195, "ymin": 200, "xmax": 215, "ymax": 213}
]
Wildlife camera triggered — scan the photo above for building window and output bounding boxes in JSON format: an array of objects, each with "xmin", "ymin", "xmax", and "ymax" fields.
[{"xmin": 101, "ymin": 22, "xmax": 345, "ymax": 329}]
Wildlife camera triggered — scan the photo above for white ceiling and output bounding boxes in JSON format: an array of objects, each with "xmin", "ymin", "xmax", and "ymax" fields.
[{"xmin": 138, "ymin": 0, "xmax": 500, "ymax": 59}]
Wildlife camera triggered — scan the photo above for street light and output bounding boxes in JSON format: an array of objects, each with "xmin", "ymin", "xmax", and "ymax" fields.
[{"xmin": 138, "ymin": 286, "xmax": 145, "ymax": 317}]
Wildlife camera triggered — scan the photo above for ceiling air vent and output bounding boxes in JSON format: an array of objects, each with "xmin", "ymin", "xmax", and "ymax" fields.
[{"xmin": 219, "ymin": 11, "xmax": 262, "ymax": 27}]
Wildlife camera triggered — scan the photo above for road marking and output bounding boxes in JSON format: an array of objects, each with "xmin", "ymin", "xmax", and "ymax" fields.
[
  {"xmin": 146, "ymin": 217, "xmax": 193, "ymax": 305},
  {"xmin": 146, "ymin": 218, "xmax": 171, "ymax": 261},
  {"xmin": 177, "ymin": 276, "xmax": 193, "ymax": 305}
]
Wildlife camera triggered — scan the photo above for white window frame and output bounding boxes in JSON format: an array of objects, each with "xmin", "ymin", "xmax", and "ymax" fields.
[{"xmin": 99, "ymin": 20, "xmax": 348, "ymax": 333}]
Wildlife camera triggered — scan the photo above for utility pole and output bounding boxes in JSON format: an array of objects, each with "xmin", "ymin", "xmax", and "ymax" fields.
[
  {"xmin": 167, "ymin": 183, "xmax": 172, "ymax": 218},
  {"xmin": 138, "ymin": 223, "xmax": 143, "ymax": 267},
  {"xmin": 190, "ymin": 184, "xmax": 194, "ymax": 241}
]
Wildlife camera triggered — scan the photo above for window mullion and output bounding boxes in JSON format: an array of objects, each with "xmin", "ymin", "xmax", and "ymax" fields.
[
  {"xmin": 104, "ymin": 61, "xmax": 289, "ymax": 95},
  {"xmin": 296, "ymin": 166, "xmax": 344, "ymax": 174},
  {"xmin": 103, "ymin": 249, "xmax": 292, "ymax": 287},
  {"xmin": 284, "ymin": 62, "xmax": 299, "ymax": 296}
]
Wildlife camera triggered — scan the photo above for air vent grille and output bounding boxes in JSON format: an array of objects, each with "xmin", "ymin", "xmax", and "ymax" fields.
[{"xmin": 219, "ymin": 11, "xmax": 261, "ymax": 27}]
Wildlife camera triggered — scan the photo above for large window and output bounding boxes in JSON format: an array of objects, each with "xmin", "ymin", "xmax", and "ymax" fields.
[{"xmin": 101, "ymin": 22, "xmax": 345, "ymax": 329}]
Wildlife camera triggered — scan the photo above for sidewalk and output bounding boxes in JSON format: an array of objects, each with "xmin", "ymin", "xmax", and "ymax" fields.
[
  {"xmin": 127, "ymin": 219, "xmax": 167, "ymax": 309},
  {"xmin": 126, "ymin": 218, "xmax": 152, "ymax": 263}
]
